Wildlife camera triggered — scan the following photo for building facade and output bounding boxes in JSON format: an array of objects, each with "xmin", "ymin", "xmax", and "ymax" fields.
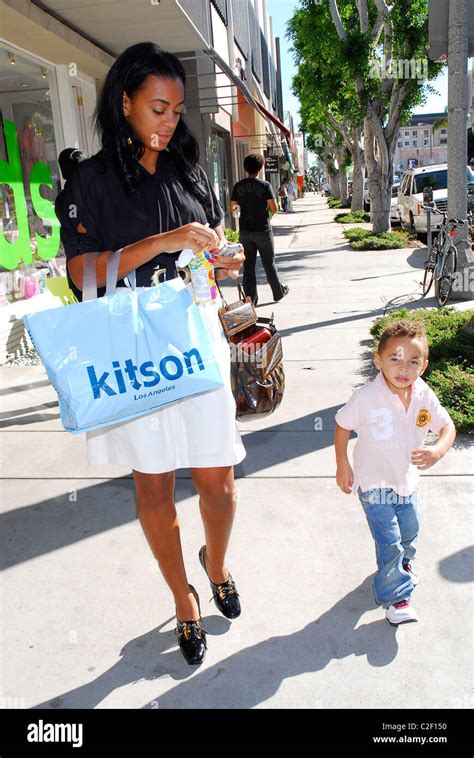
[
  {"xmin": 469, "ymin": 59, "xmax": 473, "ymax": 160},
  {"xmin": 394, "ymin": 112, "xmax": 448, "ymax": 174},
  {"xmin": 294, "ymin": 132, "xmax": 309, "ymax": 174},
  {"xmin": 0, "ymin": 0, "xmax": 289, "ymax": 280}
]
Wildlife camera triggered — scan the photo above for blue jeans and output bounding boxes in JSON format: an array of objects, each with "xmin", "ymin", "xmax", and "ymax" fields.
[{"xmin": 358, "ymin": 487, "xmax": 420, "ymax": 608}]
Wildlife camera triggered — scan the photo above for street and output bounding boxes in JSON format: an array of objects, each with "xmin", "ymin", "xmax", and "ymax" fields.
[{"xmin": 1, "ymin": 193, "xmax": 472, "ymax": 710}]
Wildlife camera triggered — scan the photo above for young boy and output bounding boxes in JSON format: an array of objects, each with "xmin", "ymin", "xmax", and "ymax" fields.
[{"xmin": 334, "ymin": 320, "xmax": 456, "ymax": 625}]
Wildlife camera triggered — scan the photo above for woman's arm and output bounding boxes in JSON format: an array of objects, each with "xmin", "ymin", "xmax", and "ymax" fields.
[
  {"xmin": 211, "ymin": 224, "xmax": 245, "ymax": 281},
  {"xmin": 213, "ymin": 224, "xmax": 226, "ymax": 246},
  {"xmin": 67, "ymin": 222, "xmax": 220, "ymax": 291}
]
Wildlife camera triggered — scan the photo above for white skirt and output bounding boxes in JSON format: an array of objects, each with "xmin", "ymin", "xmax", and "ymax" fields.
[{"xmin": 85, "ymin": 287, "xmax": 246, "ymax": 474}]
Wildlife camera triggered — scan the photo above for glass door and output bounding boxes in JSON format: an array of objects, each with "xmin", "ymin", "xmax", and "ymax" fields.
[{"xmin": 211, "ymin": 131, "xmax": 230, "ymax": 227}]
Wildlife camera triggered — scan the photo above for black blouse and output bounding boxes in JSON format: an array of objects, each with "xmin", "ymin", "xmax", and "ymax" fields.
[{"xmin": 56, "ymin": 147, "xmax": 223, "ymax": 301}]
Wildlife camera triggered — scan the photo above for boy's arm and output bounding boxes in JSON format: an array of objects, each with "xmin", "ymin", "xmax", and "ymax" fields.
[
  {"xmin": 335, "ymin": 423, "xmax": 354, "ymax": 494},
  {"xmin": 411, "ymin": 422, "xmax": 456, "ymax": 470}
]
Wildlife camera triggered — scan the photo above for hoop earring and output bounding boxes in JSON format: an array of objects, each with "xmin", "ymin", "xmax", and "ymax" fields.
[{"xmin": 127, "ymin": 137, "xmax": 132, "ymax": 146}]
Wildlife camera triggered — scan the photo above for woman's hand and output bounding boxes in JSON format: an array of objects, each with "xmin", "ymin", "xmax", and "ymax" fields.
[
  {"xmin": 213, "ymin": 244, "xmax": 245, "ymax": 281},
  {"xmin": 159, "ymin": 223, "xmax": 220, "ymax": 253}
]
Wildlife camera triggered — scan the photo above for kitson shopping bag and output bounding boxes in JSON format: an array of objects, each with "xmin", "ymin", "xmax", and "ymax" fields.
[{"xmin": 23, "ymin": 250, "xmax": 224, "ymax": 433}]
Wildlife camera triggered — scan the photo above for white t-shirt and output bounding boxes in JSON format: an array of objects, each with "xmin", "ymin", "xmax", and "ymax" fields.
[{"xmin": 335, "ymin": 372, "xmax": 453, "ymax": 496}]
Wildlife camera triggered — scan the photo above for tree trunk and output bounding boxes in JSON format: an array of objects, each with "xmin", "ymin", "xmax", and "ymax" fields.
[
  {"xmin": 351, "ymin": 145, "xmax": 365, "ymax": 211},
  {"xmin": 364, "ymin": 116, "xmax": 392, "ymax": 233},
  {"xmin": 334, "ymin": 144, "xmax": 348, "ymax": 205},
  {"xmin": 329, "ymin": 172, "xmax": 340, "ymax": 198},
  {"xmin": 369, "ymin": 179, "xmax": 392, "ymax": 233},
  {"xmin": 322, "ymin": 152, "xmax": 340, "ymax": 198},
  {"xmin": 338, "ymin": 171, "xmax": 348, "ymax": 205}
]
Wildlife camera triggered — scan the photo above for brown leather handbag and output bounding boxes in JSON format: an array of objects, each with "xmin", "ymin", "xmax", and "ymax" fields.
[{"xmin": 217, "ymin": 280, "xmax": 285, "ymax": 420}]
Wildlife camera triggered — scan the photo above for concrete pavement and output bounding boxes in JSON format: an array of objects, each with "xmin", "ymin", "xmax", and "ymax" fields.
[{"xmin": 1, "ymin": 193, "xmax": 472, "ymax": 709}]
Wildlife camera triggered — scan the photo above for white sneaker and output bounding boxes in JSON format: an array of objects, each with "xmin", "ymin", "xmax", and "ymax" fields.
[
  {"xmin": 403, "ymin": 563, "xmax": 419, "ymax": 586},
  {"xmin": 385, "ymin": 599, "xmax": 418, "ymax": 625}
]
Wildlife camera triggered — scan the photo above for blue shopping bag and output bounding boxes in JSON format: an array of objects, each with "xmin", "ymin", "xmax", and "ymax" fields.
[{"xmin": 23, "ymin": 251, "xmax": 224, "ymax": 433}]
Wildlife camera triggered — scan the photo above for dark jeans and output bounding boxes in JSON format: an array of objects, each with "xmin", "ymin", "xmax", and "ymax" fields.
[{"xmin": 239, "ymin": 230, "xmax": 285, "ymax": 305}]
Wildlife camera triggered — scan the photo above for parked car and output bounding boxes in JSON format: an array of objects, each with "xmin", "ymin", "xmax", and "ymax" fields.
[
  {"xmin": 363, "ymin": 177, "xmax": 400, "ymax": 219},
  {"xmin": 363, "ymin": 178, "xmax": 370, "ymax": 210},
  {"xmin": 390, "ymin": 180, "xmax": 401, "ymax": 224},
  {"xmin": 398, "ymin": 163, "xmax": 474, "ymax": 236}
]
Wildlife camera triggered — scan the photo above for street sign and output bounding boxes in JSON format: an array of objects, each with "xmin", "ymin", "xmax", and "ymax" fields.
[{"xmin": 265, "ymin": 156, "xmax": 279, "ymax": 173}]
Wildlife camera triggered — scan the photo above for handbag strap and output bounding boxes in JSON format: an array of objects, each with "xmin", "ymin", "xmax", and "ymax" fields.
[
  {"xmin": 256, "ymin": 314, "xmax": 275, "ymax": 325},
  {"xmin": 215, "ymin": 276, "xmax": 247, "ymax": 306},
  {"xmin": 82, "ymin": 252, "xmax": 98, "ymax": 302},
  {"xmin": 106, "ymin": 248, "xmax": 122, "ymax": 296},
  {"xmin": 82, "ymin": 249, "xmax": 136, "ymax": 301}
]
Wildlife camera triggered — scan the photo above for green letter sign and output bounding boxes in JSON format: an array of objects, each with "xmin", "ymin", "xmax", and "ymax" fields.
[{"xmin": 0, "ymin": 119, "xmax": 60, "ymax": 270}]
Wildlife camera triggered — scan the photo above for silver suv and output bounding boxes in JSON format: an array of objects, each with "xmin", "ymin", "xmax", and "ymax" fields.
[{"xmin": 398, "ymin": 163, "xmax": 474, "ymax": 236}]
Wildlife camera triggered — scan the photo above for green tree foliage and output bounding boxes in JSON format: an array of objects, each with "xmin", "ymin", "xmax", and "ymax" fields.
[{"xmin": 288, "ymin": 0, "xmax": 444, "ymax": 231}]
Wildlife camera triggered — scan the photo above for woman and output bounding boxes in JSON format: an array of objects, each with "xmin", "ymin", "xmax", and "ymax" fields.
[
  {"xmin": 278, "ymin": 179, "xmax": 288, "ymax": 212},
  {"xmin": 286, "ymin": 179, "xmax": 295, "ymax": 212},
  {"xmin": 57, "ymin": 42, "xmax": 246, "ymax": 666}
]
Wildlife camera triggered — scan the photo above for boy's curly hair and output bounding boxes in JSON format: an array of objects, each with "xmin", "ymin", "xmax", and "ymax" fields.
[{"xmin": 377, "ymin": 319, "xmax": 429, "ymax": 357}]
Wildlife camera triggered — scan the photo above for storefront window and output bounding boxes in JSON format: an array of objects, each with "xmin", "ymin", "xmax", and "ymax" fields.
[
  {"xmin": 0, "ymin": 43, "xmax": 63, "ymax": 275},
  {"xmin": 211, "ymin": 131, "xmax": 230, "ymax": 227}
]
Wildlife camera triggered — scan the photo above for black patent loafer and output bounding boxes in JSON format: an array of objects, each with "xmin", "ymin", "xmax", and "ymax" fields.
[
  {"xmin": 175, "ymin": 618, "xmax": 207, "ymax": 665},
  {"xmin": 175, "ymin": 584, "xmax": 207, "ymax": 665},
  {"xmin": 199, "ymin": 545, "xmax": 241, "ymax": 619}
]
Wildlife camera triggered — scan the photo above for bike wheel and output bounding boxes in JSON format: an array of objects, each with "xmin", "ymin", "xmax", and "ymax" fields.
[
  {"xmin": 421, "ymin": 245, "xmax": 437, "ymax": 296},
  {"xmin": 436, "ymin": 247, "xmax": 458, "ymax": 306},
  {"xmin": 422, "ymin": 262, "xmax": 435, "ymax": 296}
]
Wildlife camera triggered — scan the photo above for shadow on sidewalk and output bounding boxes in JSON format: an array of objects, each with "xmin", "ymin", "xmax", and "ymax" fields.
[
  {"xmin": 438, "ymin": 546, "xmax": 474, "ymax": 583},
  {"xmin": 274, "ymin": 246, "xmax": 348, "ymax": 260},
  {"xmin": 0, "ymin": 404, "xmax": 349, "ymax": 569},
  {"xmin": 30, "ymin": 576, "xmax": 398, "ymax": 710},
  {"xmin": 0, "ymin": 478, "xmax": 189, "ymax": 570},
  {"xmin": 0, "ymin": 377, "xmax": 51, "ymax": 396},
  {"xmin": 0, "ymin": 401, "xmax": 59, "ymax": 428}
]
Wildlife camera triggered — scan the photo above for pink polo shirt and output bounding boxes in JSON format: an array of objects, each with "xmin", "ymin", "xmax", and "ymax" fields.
[{"xmin": 335, "ymin": 372, "xmax": 453, "ymax": 497}]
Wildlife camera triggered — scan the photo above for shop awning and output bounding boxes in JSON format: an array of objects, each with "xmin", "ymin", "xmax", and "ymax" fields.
[
  {"xmin": 23, "ymin": 0, "xmax": 211, "ymax": 57},
  {"xmin": 283, "ymin": 142, "xmax": 296, "ymax": 173},
  {"xmin": 253, "ymin": 100, "xmax": 290, "ymax": 138}
]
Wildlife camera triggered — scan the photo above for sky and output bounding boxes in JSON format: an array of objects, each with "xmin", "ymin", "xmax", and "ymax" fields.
[{"xmin": 266, "ymin": 0, "xmax": 450, "ymax": 134}]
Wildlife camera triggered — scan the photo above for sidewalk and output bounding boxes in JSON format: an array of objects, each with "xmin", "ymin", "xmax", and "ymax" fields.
[{"xmin": 1, "ymin": 193, "xmax": 472, "ymax": 710}]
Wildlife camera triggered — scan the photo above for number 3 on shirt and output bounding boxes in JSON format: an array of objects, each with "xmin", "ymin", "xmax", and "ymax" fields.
[{"xmin": 369, "ymin": 407, "xmax": 394, "ymax": 440}]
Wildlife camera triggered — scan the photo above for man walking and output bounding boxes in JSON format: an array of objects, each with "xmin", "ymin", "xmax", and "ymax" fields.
[{"xmin": 230, "ymin": 154, "xmax": 289, "ymax": 306}]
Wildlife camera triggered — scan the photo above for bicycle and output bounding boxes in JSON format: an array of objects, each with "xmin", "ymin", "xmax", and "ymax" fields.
[{"xmin": 421, "ymin": 206, "xmax": 471, "ymax": 306}]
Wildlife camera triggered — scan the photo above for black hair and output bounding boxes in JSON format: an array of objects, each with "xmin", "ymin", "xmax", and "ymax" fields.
[
  {"xmin": 93, "ymin": 41, "xmax": 210, "ymax": 211},
  {"xmin": 244, "ymin": 153, "xmax": 265, "ymax": 174},
  {"xmin": 58, "ymin": 148, "xmax": 88, "ymax": 182}
]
